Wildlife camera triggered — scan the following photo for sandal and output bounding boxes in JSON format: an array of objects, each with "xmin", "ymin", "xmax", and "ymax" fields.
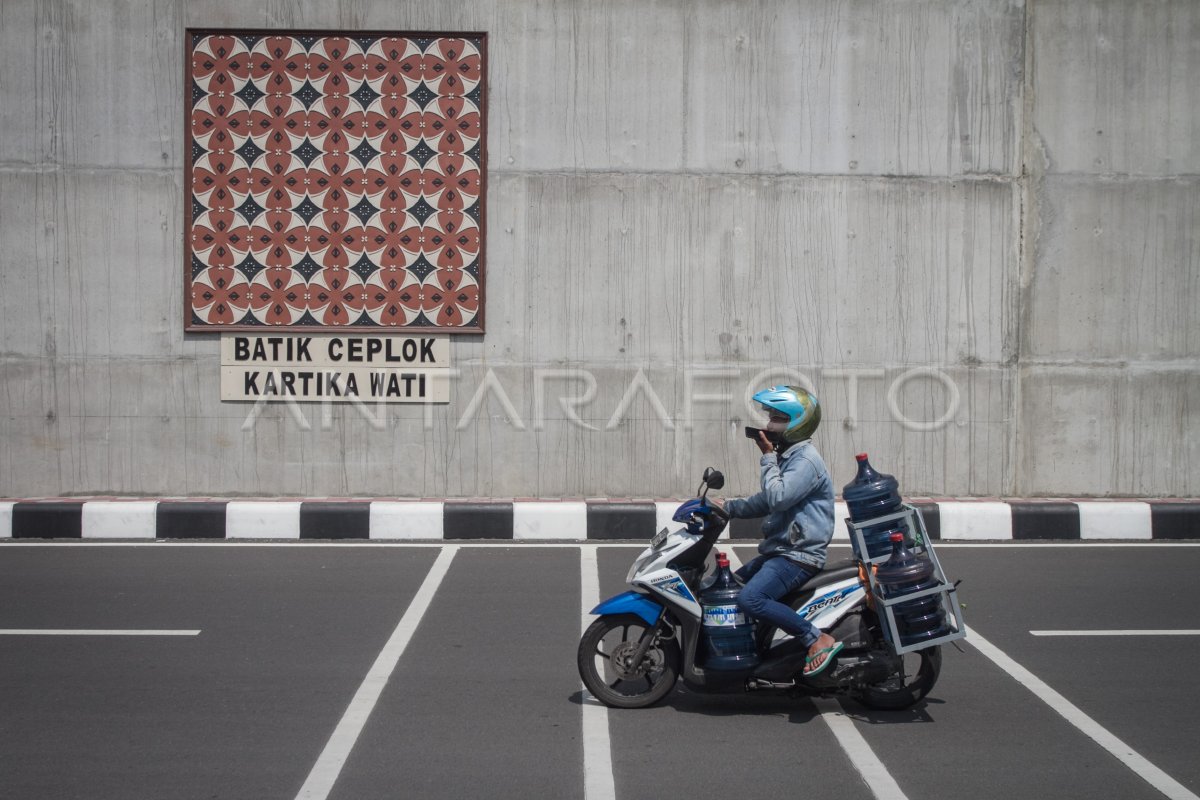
[{"xmin": 803, "ymin": 641, "xmax": 844, "ymax": 677}]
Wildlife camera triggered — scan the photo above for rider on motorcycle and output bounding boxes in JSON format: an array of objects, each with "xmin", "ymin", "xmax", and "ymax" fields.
[{"xmin": 718, "ymin": 386, "xmax": 842, "ymax": 677}]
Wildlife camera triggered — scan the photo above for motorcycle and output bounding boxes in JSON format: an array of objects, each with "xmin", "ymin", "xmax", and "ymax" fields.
[{"xmin": 577, "ymin": 467, "xmax": 941, "ymax": 709}]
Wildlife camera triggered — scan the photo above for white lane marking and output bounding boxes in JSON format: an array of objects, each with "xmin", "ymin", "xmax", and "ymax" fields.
[
  {"xmin": 1031, "ymin": 630, "xmax": 1200, "ymax": 637},
  {"xmin": 0, "ymin": 629, "xmax": 199, "ymax": 636},
  {"xmin": 812, "ymin": 697, "xmax": 909, "ymax": 800},
  {"xmin": 294, "ymin": 545, "xmax": 458, "ymax": 800},
  {"xmin": 969, "ymin": 629, "xmax": 1200, "ymax": 800},
  {"xmin": 579, "ymin": 547, "xmax": 617, "ymax": 800}
]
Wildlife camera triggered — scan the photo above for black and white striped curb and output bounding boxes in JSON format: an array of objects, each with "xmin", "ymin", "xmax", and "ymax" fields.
[{"xmin": 1, "ymin": 499, "xmax": 1196, "ymax": 541}]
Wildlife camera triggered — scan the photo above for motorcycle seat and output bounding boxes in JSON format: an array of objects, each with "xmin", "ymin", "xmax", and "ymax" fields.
[
  {"xmin": 813, "ymin": 558, "xmax": 861, "ymax": 585},
  {"xmin": 779, "ymin": 558, "xmax": 863, "ymax": 606}
]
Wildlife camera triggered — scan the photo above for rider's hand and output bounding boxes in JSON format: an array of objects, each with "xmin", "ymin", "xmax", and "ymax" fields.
[{"xmin": 755, "ymin": 430, "xmax": 774, "ymax": 455}]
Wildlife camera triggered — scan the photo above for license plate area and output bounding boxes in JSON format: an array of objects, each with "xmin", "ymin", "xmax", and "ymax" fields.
[{"xmin": 650, "ymin": 527, "xmax": 669, "ymax": 550}]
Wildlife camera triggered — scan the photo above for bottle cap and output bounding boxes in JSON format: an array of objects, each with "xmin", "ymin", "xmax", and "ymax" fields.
[
  {"xmin": 889, "ymin": 532, "xmax": 904, "ymax": 542},
  {"xmin": 856, "ymin": 453, "xmax": 869, "ymax": 462},
  {"xmin": 716, "ymin": 552, "xmax": 729, "ymax": 568}
]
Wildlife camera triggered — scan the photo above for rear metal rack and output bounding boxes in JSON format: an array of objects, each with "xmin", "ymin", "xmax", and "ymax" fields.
[{"xmin": 847, "ymin": 504, "xmax": 967, "ymax": 655}]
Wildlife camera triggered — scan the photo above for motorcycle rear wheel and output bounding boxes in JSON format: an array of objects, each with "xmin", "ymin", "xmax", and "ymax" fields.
[
  {"xmin": 578, "ymin": 614, "xmax": 680, "ymax": 709},
  {"xmin": 755, "ymin": 609, "xmax": 941, "ymax": 710},
  {"xmin": 854, "ymin": 645, "xmax": 941, "ymax": 710}
]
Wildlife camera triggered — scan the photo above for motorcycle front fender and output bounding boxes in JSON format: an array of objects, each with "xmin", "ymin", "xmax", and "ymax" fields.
[{"xmin": 590, "ymin": 591, "xmax": 664, "ymax": 627}]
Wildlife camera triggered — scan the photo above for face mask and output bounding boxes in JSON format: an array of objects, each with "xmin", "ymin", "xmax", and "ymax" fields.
[{"xmin": 763, "ymin": 413, "xmax": 788, "ymax": 441}]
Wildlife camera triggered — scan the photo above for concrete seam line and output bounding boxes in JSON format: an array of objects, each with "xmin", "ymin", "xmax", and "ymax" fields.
[
  {"xmin": 968, "ymin": 629, "xmax": 1199, "ymax": 800},
  {"xmin": 812, "ymin": 697, "xmax": 909, "ymax": 800},
  {"xmin": 294, "ymin": 545, "xmax": 459, "ymax": 800},
  {"xmin": 579, "ymin": 546, "xmax": 617, "ymax": 800}
]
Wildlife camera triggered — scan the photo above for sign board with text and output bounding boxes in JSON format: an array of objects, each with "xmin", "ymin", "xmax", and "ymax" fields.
[{"xmin": 220, "ymin": 334, "xmax": 450, "ymax": 403}]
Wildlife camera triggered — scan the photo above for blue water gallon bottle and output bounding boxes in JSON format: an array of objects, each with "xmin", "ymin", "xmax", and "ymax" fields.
[
  {"xmin": 875, "ymin": 533, "xmax": 951, "ymax": 647},
  {"xmin": 699, "ymin": 552, "xmax": 760, "ymax": 670},
  {"xmin": 843, "ymin": 453, "xmax": 908, "ymax": 560}
]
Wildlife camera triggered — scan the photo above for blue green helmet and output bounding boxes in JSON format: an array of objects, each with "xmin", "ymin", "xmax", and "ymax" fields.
[{"xmin": 754, "ymin": 385, "xmax": 821, "ymax": 444}]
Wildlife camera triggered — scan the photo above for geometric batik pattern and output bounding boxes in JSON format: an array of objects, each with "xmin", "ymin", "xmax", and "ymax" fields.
[{"xmin": 186, "ymin": 32, "xmax": 486, "ymax": 330}]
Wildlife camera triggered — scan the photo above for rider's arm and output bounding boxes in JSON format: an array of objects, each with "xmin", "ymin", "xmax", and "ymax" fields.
[{"xmin": 725, "ymin": 453, "xmax": 821, "ymax": 518}]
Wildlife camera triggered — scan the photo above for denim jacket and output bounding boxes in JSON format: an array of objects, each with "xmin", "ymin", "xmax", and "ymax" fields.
[{"xmin": 723, "ymin": 440, "xmax": 835, "ymax": 570}]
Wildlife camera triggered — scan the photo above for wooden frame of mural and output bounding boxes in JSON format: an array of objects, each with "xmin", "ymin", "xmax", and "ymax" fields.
[{"xmin": 185, "ymin": 30, "xmax": 487, "ymax": 333}]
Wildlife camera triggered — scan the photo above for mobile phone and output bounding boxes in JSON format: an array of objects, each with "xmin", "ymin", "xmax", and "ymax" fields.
[{"xmin": 744, "ymin": 426, "xmax": 766, "ymax": 440}]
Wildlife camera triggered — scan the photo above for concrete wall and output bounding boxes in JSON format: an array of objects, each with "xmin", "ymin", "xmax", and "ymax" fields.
[{"xmin": 0, "ymin": 0, "xmax": 1195, "ymax": 498}]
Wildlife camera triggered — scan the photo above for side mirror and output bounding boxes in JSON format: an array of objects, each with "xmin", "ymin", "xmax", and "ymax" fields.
[{"xmin": 704, "ymin": 468, "xmax": 725, "ymax": 491}]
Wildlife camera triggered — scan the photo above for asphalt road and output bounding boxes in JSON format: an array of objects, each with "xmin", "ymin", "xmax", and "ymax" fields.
[{"xmin": 1, "ymin": 541, "xmax": 1197, "ymax": 800}]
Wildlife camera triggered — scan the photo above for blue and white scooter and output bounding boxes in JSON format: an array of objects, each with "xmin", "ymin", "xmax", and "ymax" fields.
[{"xmin": 577, "ymin": 468, "xmax": 941, "ymax": 709}]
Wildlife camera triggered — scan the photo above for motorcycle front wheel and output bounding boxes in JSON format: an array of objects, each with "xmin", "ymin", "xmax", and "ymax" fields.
[{"xmin": 578, "ymin": 614, "xmax": 680, "ymax": 709}]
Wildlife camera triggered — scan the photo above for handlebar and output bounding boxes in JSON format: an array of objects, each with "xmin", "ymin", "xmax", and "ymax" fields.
[{"xmin": 709, "ymin": 503, "xmax": 729, "ymax": 522}]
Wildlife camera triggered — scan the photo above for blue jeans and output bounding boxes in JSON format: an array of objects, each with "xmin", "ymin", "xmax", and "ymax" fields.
[{"xmin": 735, "ymin": 554, "xmax": 821, "ymax": 648}]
